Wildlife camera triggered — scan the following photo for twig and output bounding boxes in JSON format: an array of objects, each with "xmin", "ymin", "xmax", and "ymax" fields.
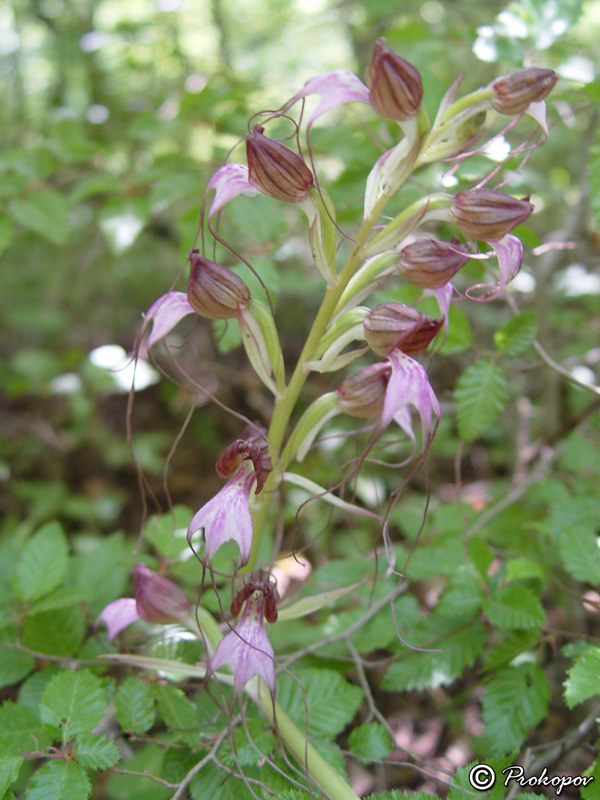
[{"xmin": 169, "ymin": 728, "xmax": 229, "ymax": 800}]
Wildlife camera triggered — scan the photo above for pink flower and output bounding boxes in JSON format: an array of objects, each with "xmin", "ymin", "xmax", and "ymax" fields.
[
  {"xmin": 209, "ymin": 573, "xmax": 277, "ymax": 698},
  {"xmin": 380, "ymin": 349, "xmax": 440, "ymax": 447},
  {"xmin": 96, "ymin": 563, "xmax": 190, "ymax": 642},
  {"xmin": 138, "ymin": 292, "xmax": 195, "ymax": 359},
  {"xmin": 187, "ymin": 462, "xmax": 256, "ymax": 566},
  {"xmin": 187, "ymin": 428, "xmax": 272, "ymax": 567}
]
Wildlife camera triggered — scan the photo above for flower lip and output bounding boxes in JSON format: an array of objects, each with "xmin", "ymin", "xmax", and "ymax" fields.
[
  {"xmin": 366, "ymin": 38, "xmax": 423, "ymax": 121},
  {"xmin": 491, "ymin": 67, "xmax": 557, "ymax": 115},
  {"xmin": 364, "ymin": 302, "xmax": 443, "ymax": 357},
  {"xmin": 245, "ymin": 124, "xmax": 314, "ymax": 202},
  {"xmin": 133, "ymin": 563, "xmax": 191, "ymax": 624},
  {"xmin": 397, "ymin": 237, "xmax": 470, "ymax": 289},
  {"xmin": 450, "ymin": 188, "xmax": 533, "ymax": 241},
  {"xmin": 187, "ymin": 249, "xmax": 250, "ymax": 319}
]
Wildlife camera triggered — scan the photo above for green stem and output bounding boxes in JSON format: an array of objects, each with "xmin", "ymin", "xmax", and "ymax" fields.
[
  {"xmin": 251, "ymin": 681, "xmax": 360, "ymax": 800},
  {"xmin": 245, "ymin": 194, "xmax": 391, "ymax": 571}
]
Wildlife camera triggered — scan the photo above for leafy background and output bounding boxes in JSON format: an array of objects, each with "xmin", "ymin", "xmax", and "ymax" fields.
[{"xmin": 2, "ymin": 0, "xmax": 600, "ymax": 797}]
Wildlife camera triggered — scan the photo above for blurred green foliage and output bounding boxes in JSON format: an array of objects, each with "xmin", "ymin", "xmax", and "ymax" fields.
[{"xmin": 2, "ymin": 0, "xmax": 600, "ymax": 797}]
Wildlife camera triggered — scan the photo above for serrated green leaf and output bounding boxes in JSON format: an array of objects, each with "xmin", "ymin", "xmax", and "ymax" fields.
[
  {"xmin": 0, "ymin": 646, "xmax": 35, "ymax": 689},
  {"xmin": 559, "ymin": 525, "xmax": 600, "ymax": 584},
  {"xmin": 455, "ymin": 361, "xmax": 508, "ymax": 441},
  {"xmin": 494, "ymin": 312, "xmax": 538, "ymax": 356},
  {"xmin": 8, "ymin": 191, "xmax": 69, "ymax": 245},
  {"xmin": 15, "ymin": 522, "xmax": 68, "ymax": 602},
  {"xmin": 448, "ymin": 757, "xmax": 514, "ymax": 800},
  {"xmin": 383, "ymin": 618, "xmax": 487, "ymax": 691},
  {"xmin": 564, "ymin": 646, "xmax": 600, "ymax": 707},
  {"xmin": 19, "ymin": 668, "xmax": 61, "ymax": 710},
  {"xmin": 0, "ymin": 703, "xmax": 56, "ymax": 751},
  {"xmin": 483, "ymin": 630, "xmax": 540, "ymax": 672},
  {"xmin": 74, "ymin": 733, "xmax": 120, "ymax": 770},
  {"xmin": 115, "ymin": 678, "xmax": 155, "ymax": 734},
  {"xmin": 436, "ymin": 571, "xmax": 484, "ymax": 619},
  {"xmin": 276, "ymin": 668, "xmax": 363, "ymax": 740},
  {"xmin": 0, "ymin": 738, "xmax": 22, "ymax": 797},
  {"xmin": 25, "ymin": 761, "xmax": 90, "ymax": 800},
  {"xmin": 40, "ymin": 669, "xmax": 108, "ymax": 739},
  {"xmin": 28, "ymin": 587, "xmax": 87, "ymax": 614},
  {"xmin": 482, "ymin": 664, "xmax": 550, "ymax": 756},
  {"xmin": 189, "ymin": 761, "xmax": 256, "ymax": 800},
  {"xmin": 483, "ymin": 585, "xmax": 545, "ymax": 630},
  {"xmin": 348, "ymin": 723, "xmax": 393, "ymax": 760},
  {"xmin": 152, "ymin": 684, "xmax": 199, "ymax": 746},
  {"xmin": 21, "ymin": 606, "xmax": 85, "ymax": 657}
]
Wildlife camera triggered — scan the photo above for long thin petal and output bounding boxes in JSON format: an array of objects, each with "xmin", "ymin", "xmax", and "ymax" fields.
[
  {"xmin": 187, "ymin": 467, "xmax": 255, "ymax": 565},
  {"xmin": 207, "ymin": 164, "xmax": 259, "ymax": 219},
  {"xmin": 465, "ymin": 234, "xmax": 523, "ymax": 300},
  {"xmin": 140, "ymin": 292, "xmax": 195, "ymax": 357},
  {"xmin": 210, "ymin": 597, "xmax": 275, "ymax": 694},
  {"xmin": 292, "ymin": 70, "xmax": 371, "ymax": 127},
  {"xmin": 96, "ymin": 598, "xmax": 140, "ymax": 642},
  {"xmin": 381, "ymin": 350, "xmax": 440, "ymax": 446}
]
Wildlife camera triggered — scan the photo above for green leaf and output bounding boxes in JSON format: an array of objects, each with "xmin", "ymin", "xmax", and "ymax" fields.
[
  {"xmin": 483, "ymin": 585, "xmax": 545, "ymax": 630},
  {"xmin": 115, "ymin": 678, "xmax": 155, "ymax": 735},
  {"xmin": 559, "ymin": 525, "xmax": 600, "ymax": 584},
  {"xmin": 15, "ymin": 522, "xmax": 68, "ymax": 602},
  {"xmin": 24, "ymin": 761, "xmax": 90, "ymax": 800},
  {"xmin": 482, "ymin": 664, "xmax": 550, "ymax": 756},
  {"xmin": 383, "ymin": 618, "xmax": 487, "ymax": 691},
  {"xmin": 21, "ymin": 606, "xmax": 85, "ymax": 657},
  {"xmin": 152, "ymin": 684, "xmax": 199, "ymax": 746},
  {"xmin": 74, "ymin": 733, "xmax": 120, "ymax": 770},
  {"xmin": 0, "ymin": 702, "xmax": 56, "ymax": 751},
  {"xmin": 483, "ymin": 630, "xmax": 540, "ymax": 672},
  {"xmin": 436, "ymin": 571, "xmax": 484, "ymax": 619},
  {"xmin": 590, "ymin": 132, "xmax": 600, "ymax": 234},
  {"xmin": 0, "ymin": 738, "xmax": 22, "ymax": 797},
  {"xmin": 40, "ymin": 669, "xmax": 108, "ymax": 739},
  {"xmin": 348, "ymin": 723, "xmax": 393, "ymax": 760},
  {"xmin": 494, "ymin": 312, "xmax": 538, "ymax": 356},
  {"xmin": 455, "ymin": 361, "xmax": 509, "ymax": 441},
  {"xmin": 8, "ymin": 190, "xmax": 69, "ymax": 245},
  {"xmin": 0, "ymin": 216, "xmax": 13, "ymax": 257},
  {"xmin": 0, "ymin": 646, "xmax": 35, "ymax": 689},
  {"xmin": 564, "ymin": 646, "xmax": 600, "ymax": 707},
  {"xmin": 276, "ymin": 668, "xmax": 363, "ymax": 740}
]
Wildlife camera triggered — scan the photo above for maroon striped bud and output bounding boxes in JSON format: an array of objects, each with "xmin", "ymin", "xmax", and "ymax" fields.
[
  {"xmin": 187, "ymin": 250, "xmax": 250, "ymax": 319},
  {"xmin": 398, "ymin": 237, "xmax": 470, "ymax": 288},
  {"xmin": 133, "ymin": 563, "xmax": 190, "ymax": 624},
  {"xmin": 364, "ymin": 303, "xmax": 443, "ymax": 357},
  {"xmin": 450, "ymin": 189, "xmax": 533, "ymax": 241},
  {"xmin": 337, "ymin": 362, "xmax": 390, "ymax": 418},
  {"xmin": 246, "ymin": 125, "xmax": 314, "ymax": 202},
  {"xmin": 366, "ymin": 39, "xmax": 423, "ymax": 121},
  {"xmin": 491, "ymin": 68, "xmax": 557, "ymax": 115}
]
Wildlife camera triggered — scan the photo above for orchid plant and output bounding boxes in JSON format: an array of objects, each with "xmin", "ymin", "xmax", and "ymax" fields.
[{"xmin": 99, "ymin": 41, "xmax": 557, "ymax": 799}]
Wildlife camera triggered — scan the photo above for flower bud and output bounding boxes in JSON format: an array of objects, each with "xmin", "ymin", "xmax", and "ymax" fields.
[
  {"xmin": 398, "ymin": 237, "xmax": 470, "ymax": 288},
  {"xmin": 246, "ymin": 125, "xmax": 314, "ymax": 202},
  {"xmin": 491, "ymin": 68, "xmax": 557, "ymax": 115},
  {"xmin": 450, "ymin": 189, "xmax": 533, "ymax": 241},
  {"xmin": 337, "ymin": 362, "xmax": 390, "ymax": 418},
  {"xmin": 187, "ymin": 250, "xmax": 250, "ymax": 319},
  {"xmin": 366, "ymin": 39, "xmax": 423, "ymax": 121},
  {"xmin": 364, "ymin": 303, "xmax": 443, "ymax": 357},
  {"xmin": 133, "ymin": 563, "xmax": 190, "ymax": 624}
]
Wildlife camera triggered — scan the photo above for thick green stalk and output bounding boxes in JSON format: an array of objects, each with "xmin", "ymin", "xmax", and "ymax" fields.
[
  {"xmin": 251, "ymin": 681, "xmax": 360, "ymax": 800},
  {"xmin": 245, "ymin": 191, "xmax": 393, "ymax": 570}
]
